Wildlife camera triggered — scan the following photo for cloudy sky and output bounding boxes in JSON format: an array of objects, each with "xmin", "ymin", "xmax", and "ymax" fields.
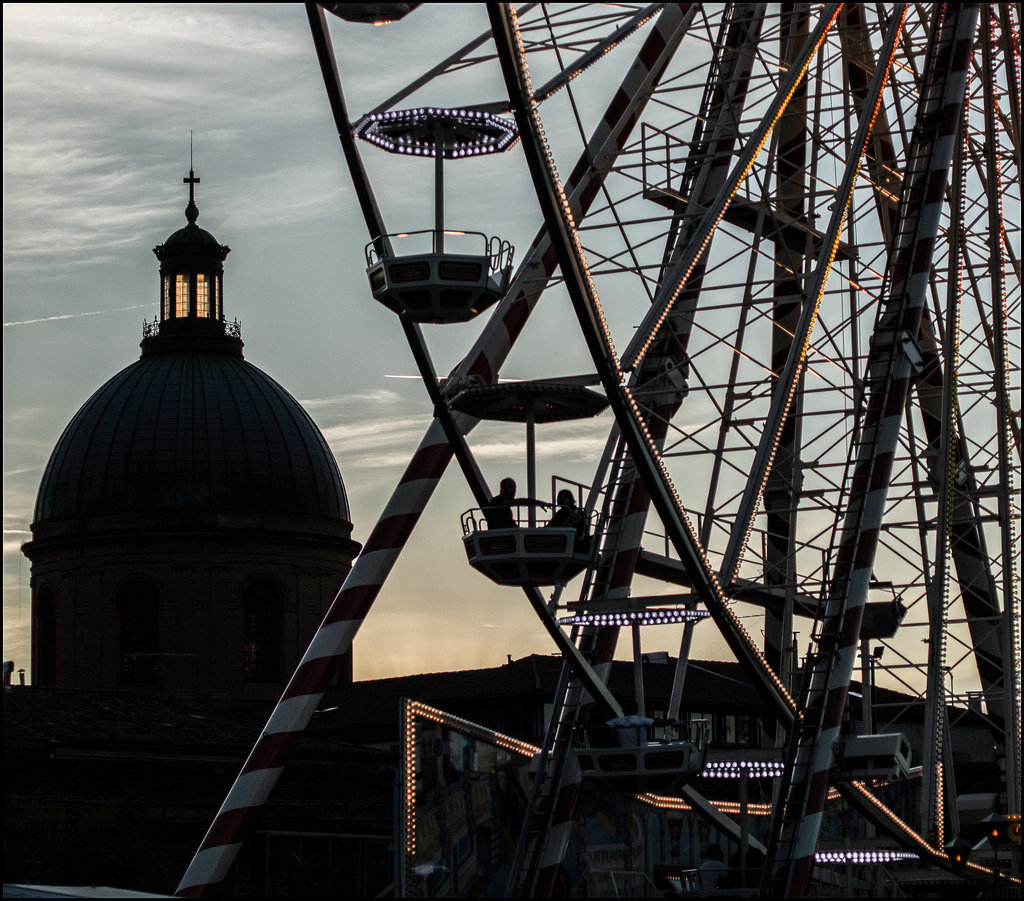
[{"xmin": 4, "ymin": 4, "xmax": 730, "ymax": 682}]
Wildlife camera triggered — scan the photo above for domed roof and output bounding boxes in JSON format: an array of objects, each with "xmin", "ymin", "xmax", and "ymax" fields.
[
  {"xmin": 152, "ymin": 169, "xmax": 230, "ymax": 267},
  {"xmin": 160, "ymin": 222, "xmax": 224, "ymax": 249},
  {"xmin": 34, "ymin": 348, "xmax": 350, "ymax": 525}
]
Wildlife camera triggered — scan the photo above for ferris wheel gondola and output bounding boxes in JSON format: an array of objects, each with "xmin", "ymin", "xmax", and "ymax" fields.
[
  {"xmin": 451, "ymin": 379, "xmax": 608, "ymax": 586},
  {"xmin": 356, "ymin": 107, "xmax": 518, "ymax": 322}
]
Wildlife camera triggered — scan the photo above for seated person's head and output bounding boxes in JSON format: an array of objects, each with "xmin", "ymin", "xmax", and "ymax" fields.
[{"xmin": 556, "ymin": 488, "xmax": 575, "ymax": 506}]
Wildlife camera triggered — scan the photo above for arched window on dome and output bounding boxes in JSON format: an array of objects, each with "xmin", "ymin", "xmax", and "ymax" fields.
[
  {"xmin": 243, "ymin": 580, "xmax": 281, "ymax": 682},
  {"xmin": 35, "ymin": 587, "xmax": 57, "ymax": 686},
  {"xmin": 119, "ymin": 577, "xmax": 159, "ymax": 683}
]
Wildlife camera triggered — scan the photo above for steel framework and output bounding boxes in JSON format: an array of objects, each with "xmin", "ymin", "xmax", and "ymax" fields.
[{"xmin": 177, "ymin": 3, "xmax": 1021, "ymax": 897}]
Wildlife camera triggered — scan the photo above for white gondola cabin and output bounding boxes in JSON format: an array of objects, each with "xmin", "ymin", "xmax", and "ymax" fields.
[
  {"xmin": 461, "ymin": 504, "xmax": 594, "ymax": 587},
  {"xmin": 837, "ymin": 732, "xmax": 912, "ymax": 782},
  {"xmin": 571, "ymin": 719, "xmax": 710, "ymax": 795},
  {"xmin": 355, "ymin": 107, "xmax": 518, "ymax": 323},
  {"xmin": 451, "ymin": 380, "xmax": 609, "ymax": 588},
  {"xmin": 365, "ymin": 229, "xmax": 513, "ymax": 323}
]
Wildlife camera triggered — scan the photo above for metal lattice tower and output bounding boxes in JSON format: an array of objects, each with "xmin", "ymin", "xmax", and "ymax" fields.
[{"xmin": 177, "ymin": 4, "xmax": 1021, "ymax": 897}]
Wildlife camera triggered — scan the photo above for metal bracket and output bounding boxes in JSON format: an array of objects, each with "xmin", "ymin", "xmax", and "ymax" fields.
[{"xmin": 899, "ymin": 331, "xmax": 924, "ymax": 375}]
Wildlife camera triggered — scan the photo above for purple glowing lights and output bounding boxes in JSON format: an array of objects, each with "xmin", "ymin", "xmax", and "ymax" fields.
[{"xmin": 355, "ymin": 107, "xmax": 519, "ymax": 158}]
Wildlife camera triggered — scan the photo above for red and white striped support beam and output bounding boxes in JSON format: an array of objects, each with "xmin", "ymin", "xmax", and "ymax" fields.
[
  {"xmin": 175, "ymin": 417, "xmax": 459, "ymax": 897},
  {"xmin": 560, "ymin": 5, "xmax": 834, "ymax": 739},
  {"xmin": 843, "ymin": 3, "xmax": 1009, "ymax": 725},
  {"xmin": 507, "ymin": 8, "xmax": 706, "ymax": 894},
  {"xmin": 596, "ymin": 4, "xmax": 769, "ymax": 740},
  {"xmin": 598, "ymin": 0, "xmax": 764, "ymax": 623},
  {"xmin": 176, "ymin": 5, "xmax": 691, "ymax": 895},
  {"xmin": 719, "ymin": 2, "xmax": 907, "ymax": 691},
  {"xmin": 580, "ymin": 3, "xmax": 768, "ymax": 748},
  {"xmin": 517, "ymin": 672, "xmax": 587, "ymax": 898},
  {"xmin": 764, "ymin": 5, "xmax": 980, "ymax": 895},
  {"xmin": 577, "ymin": 0, "xmax": 766, "ymax": 747},
  {"xmin": 841, "ymin": 4, "xmax": 1013, "ymax": 838}
]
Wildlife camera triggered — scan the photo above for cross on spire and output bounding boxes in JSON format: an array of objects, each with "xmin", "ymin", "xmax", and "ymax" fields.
[
  {"xmin": 184, "ymin": 168, "xmax": 200, "ymax": 202},
  {"xmin": 184, "ymin": 167, "xmax": 200, "ymax": 224}
]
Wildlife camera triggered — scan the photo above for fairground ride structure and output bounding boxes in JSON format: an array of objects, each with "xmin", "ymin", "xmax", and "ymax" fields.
[{"xmin": 177, "ymin": 4, "xmax": 1021, "ymax": 897}]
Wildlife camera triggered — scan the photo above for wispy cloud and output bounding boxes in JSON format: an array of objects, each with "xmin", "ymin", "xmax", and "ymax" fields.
[
  {"xmin": 4, "ymin": 304, "xmax": 150, "ymax": 328},
  {"xmin": 299, "ymin": 388, "xmax": 405, "ymax": 412},
  {"xmin": 319, "ymin": 402, "xmax": 612, "ymax": 474},
  {"xmin": 2, "ymin": 4, "xmax": 335, "ymax": 276},
  {"xmin": 322, "ymin": 417, "xmax": 428, "ymax": 456},
  {"xmin": 472, "ymin": 433, "xmax": 610, "ymax": 462},
  {"xmin": 345, "ymin": 450, "xmax": 432, "ymax": 471},
  {"xmin": 3, "ymin": 535, "xmax": 31, "ymax": 557}
]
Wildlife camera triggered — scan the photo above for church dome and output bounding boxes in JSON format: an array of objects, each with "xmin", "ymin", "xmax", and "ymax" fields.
[
  {"xmin": 33, "ymin": 349, "xmax": 349, "ymax": 524},
  {"xmin": 33, "ymin": 167, "xmax": 349, "ymax": 528},
  {"xmin": 25, "ymin": 168, "xmax": 358, "ymax": 699}
]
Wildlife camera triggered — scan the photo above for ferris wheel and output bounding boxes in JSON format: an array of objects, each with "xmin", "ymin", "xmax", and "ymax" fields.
[{"xmin": 177, "ymin": 4, "xmax": 1021, "ymax": 897}]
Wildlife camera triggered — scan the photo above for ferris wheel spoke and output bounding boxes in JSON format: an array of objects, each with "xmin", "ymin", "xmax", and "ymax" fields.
[
  {"xmin": 492, "ymin": 1, "xmax": 798, "ymax": 728},
  {"xmin": 621, "ymin": 3, "xmax": 843, "ymax": 373},
  {"xmin": 529, "ymin": 2, "xmax": 665, "ymax": 103},
  {"xmin": 719, "ymin": 5, "xmax": 908, "ymax": 588}
]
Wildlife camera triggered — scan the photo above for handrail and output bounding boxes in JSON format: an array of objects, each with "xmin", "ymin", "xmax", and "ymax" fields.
[
  {"xmin": 487, "ymin": 233, "xmax": 515, "ymax": 273},
  {"xmin": 365, "ymin": 228, "xmax": 514, "ymax": 272},
  {"xmin": 142, "ymin": 317, "xmax": 241, "ymax": 340},
  {"xmin": 572, "ymin": 717, "xmax": 710, "ymax": 749},
  {"xmin": 461, "ymin": 502, "xmax": 597, "ymax": 535}
]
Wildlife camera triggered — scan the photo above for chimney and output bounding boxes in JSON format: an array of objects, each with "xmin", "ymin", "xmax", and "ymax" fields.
[{"xmin": 2, "ymin": 661, "xmax": 12, "ymax": 687}]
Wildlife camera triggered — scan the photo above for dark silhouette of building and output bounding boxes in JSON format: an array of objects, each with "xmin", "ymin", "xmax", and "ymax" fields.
[
  {"xmin": 3, "ymin": 654, "xmax": 1005, "ymax": 896},
  {"xmin": 22, "ymin": 172, "xmax": 360, "ymax": 701},
  {"xmin": 2, "ymin": 685, "xmax": 394, "ymax": 896}
]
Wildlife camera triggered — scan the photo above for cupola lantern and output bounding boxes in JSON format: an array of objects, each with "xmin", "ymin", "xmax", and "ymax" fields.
[{"xmin": 151, "ymin": 168, "xmax": 231, "ymax": 332}]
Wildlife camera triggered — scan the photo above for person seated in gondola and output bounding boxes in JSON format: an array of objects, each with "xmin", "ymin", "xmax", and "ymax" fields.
[
  {"xmin": 546, "ymin": 489, "xmax": 584, "ymax": 530},
  {"xmin": 545, "ymin": 488, "xmax": 589, "ymax": 550},
  {"xmin": 483, "ymin": 477, "xmax": 518, "ymax": 529}
]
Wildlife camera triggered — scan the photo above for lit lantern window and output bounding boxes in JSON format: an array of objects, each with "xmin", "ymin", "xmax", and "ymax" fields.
[
  {"xmin": 162, "ymin": 275, "xmax": 172, "ymax": 320},
  {"xmin": 197, "ymin": 273, "xmax": 209, "ymax": 317},
  {"xmin": 175, "ymin": 273, "xmax": 191, "ymax": 318}
]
